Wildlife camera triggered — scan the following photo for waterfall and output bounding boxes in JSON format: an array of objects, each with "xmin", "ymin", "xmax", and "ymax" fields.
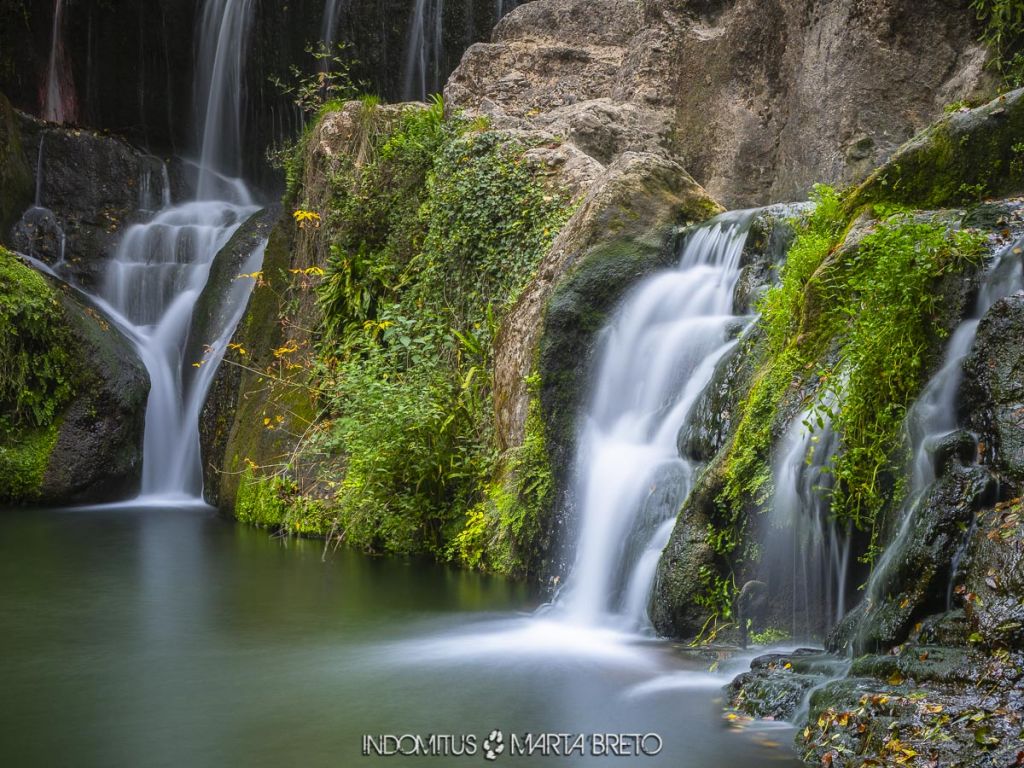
[
  {"xmin": 557, "ymin": 212, "xmax": 757, "ymax": 629},
  {"xmin": 85, "ymin": 0, "xmax": 264, "ymax": 501},
  {"xmin": 759, "ymin": 409, "xmax": 850, "ymax": 641},
  {"xmin": 402, "ymin": 0, "xmax": 445, "ymax": 101},
  {"xmin": 195, "ymin": 0, "xmax": 255, "ymax": 202},
  {"xmin": 42, "ymin": 0, "xmax": 77, "ymax": 124},
  {"xmin": 860, "ymin": 235, "xmax": 1024, "ymax": 615},
  {"xmin": 321, "ymin": 0, "xmax": 348, "ymax": 52}
]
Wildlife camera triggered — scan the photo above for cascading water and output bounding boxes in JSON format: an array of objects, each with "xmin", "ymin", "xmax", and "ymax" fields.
[
  {"xmin": 557, "ymin": 212, "xmax": 757, "ymax": 630},
  {"xmin": 92, "ymin": 0, "xmax": 263, "ymax": 501},
  {"xmin": 402, "ymin": 0, "xmax": 445, "ymax": 101},
  {"xmin": 195, "ymin": 0, "xmax": 255, "ymax": 202},
  {"xmin": 320, "ymin": 0, "xmax": 348, "ymax": 54},
  {"xmin": 42, "ymin": 0, "xmax": 77, "ymax": 124},
  {"xmin": 859, "ymin": 234, "xmax": 1024, "ymax": 620},
  {"xmin": 760, "ymin": 409, "xmax": 850, "ymax": 641}
]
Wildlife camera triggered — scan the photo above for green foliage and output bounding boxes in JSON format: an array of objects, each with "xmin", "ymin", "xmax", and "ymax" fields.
[
  {"xmin": 0, "ymin": 422, "xmax": 59, "ymax": 503},
  {"xmin": 267, "ymin": 42, "xmax": 368, "ymax": 200},
  {"xmin": 692, "ymin": 566, "xmax": 736, "ymax": 635},
  {"xmin": 449, "ymin": 376, "xmax": 552, "ymax": 577},
  {"xmin": 264, "ymin": 102, "xmax": 570, "ymax": 569},
  {"xmin": 697, "ymin": 191, "xmax": 985, "ymax": 622},
  {"xmin": 723, "ymin": 186, "xmax": 848, "ymax": 516},
  {"xmin": 816, "ymin": 214, "xmax": 986, "ymax": 530},
  {"xmin": 972, "ymin": 0, "xmax": 1024, "ymax": 86},
  {"xmin": 235, "ymin": 466, "xmax": 327, "ymax": 535},
  {"xmin": 268, "ymin": 41, "xmax": 366, "ymax": 117},
  {"xmin": 0, "ymin": 247, "xmax": 75, "ymax": 502},
  {"xmin": 722, "ymin": 191, "xmax": 985, "ymax": 555},
  {"xmin": 748, "ymin": 625, "xmax": 791, "ymax": 646},
  {"xmin": 0, "ymin": 247, "xmax": 75, "ymax": 435}
]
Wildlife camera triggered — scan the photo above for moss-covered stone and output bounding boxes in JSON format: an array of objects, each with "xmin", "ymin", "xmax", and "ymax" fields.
[
  {"xmin": 202, "ymin": 215, "xmax": 317, "ymax": 511},
  {"xmin": 1, "ymin": 247, "xmax": 147, "ymax": 504},
  {"xmin": 847, "ymin": 88, "xmax": 1024, "ymax": 212}
]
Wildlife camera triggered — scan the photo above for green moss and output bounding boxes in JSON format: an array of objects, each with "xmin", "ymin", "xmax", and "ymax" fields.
[
  {"xmin": 449, "ymin": 375, "xmax": 553, "ymax": 577},
  {"xmin": 235, "ymin": 466, "xmax": 328, "ymax": 535},
  {"xmin": 719, "ymin": 191, "xmax": 985, "ymax": 569},
  {"xmin": 723, "ymin": 187, "xmax": 848, "ymax": 518},
  {"xmin": 0, "ymin": 247, "xmax": 77, "ymax": 502},
  {"xmin": 0, "ymin": 421, "xmax": 59, "ymax": 503},
  {"xmin": 848, "ymin": 91, "xmax": 1024, "ymax": 211},
  {"xmin": 0, "ymin": 248, "xmax": 76, "ymax": 431}
]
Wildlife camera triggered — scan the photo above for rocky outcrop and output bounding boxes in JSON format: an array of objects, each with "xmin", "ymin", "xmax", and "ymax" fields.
[
  {"xmin": 0, "ymin": 249, "xmax": 148, "ymax": 505},
  {"xmin": 849, "ymin": 88, "xmax": 1024, "ymax": 211},
  {"xmin": 500, "ymin": 151, "xmax": 721, "ymax": 453},
  {"xmin": 962, "ymin": 293, "xmax": 1024, "ymax": 485},
  {"xmin": 39, "ymin": 280, "xmax": 149, "ymax": 502},
  {"xmin": 447, "ymin": 0, "xmax": 992, "ymax": 208},
  {"xmin": 6, "ymin": 112, "xmax": 178, "ymax": 291}
]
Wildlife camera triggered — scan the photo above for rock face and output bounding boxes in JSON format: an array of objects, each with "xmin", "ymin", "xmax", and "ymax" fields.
[
  {"xmin": 0, "ymin": 0, "xmax": 515, "ymax": 191},
  {"xmin": 447, "ymin": 0, "xmax": 991, "ymax": 208},
  {"xmin": 6, "ymin": 112, "xmax": 177, "ymax": 291},
  {"xmin": 39, "ymin": 282, "xmax": 149, "ymax": 503},
  {"xmin": 962, "ymin": 294, "xmax": 1024, "ymax": 484},
  {"xmin": 0, "ymin": 93, "xmax": 31, "ymax": 236}
]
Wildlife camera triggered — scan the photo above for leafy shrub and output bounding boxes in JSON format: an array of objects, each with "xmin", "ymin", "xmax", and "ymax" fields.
[
  {"xmin": 263, "ymin": 102, "xmax": 572, "ymax": 573},
  {"xmin": 972, "ymin": 0, "xmax": 1024, "ymax": 86}
]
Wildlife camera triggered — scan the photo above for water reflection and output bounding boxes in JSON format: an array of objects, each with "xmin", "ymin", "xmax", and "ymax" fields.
[{"xmin": 0, "ymin": 505, "xmax": 798, "ymax": 767}]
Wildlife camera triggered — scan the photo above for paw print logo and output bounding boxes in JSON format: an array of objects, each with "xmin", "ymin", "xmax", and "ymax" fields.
[{"xmin": 483, "ymin": 729, "xmax": 505, "ymax": 761}]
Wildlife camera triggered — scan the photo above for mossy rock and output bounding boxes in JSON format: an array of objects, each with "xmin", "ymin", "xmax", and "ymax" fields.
[
  {"xmin": 202, "ymin": 215, "xmax": 316, "ymax": 512},
  {"xmin": 1, "ymin": 248, "xmax": 148, "ymax": 504},
  {"xmin": 848, "ymin": 88, "xmax": 1024, "ymax": 212}
]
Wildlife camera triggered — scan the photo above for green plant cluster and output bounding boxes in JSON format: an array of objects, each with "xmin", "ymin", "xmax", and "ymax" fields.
[
  {"xmin": 972, "ymin": 0, "xmax": 1024, "ymax": 87},
  {"xmin": 0, "ymin": 247, "xmax": 75, "ymax": 500},
  {"xmin": 267, "ymin": 101, "xmax": 570, "ymax": 574},
  {"xmin": 721, "ymin": 189, "xmax": 985, "ymax": 557},
  {"xmin": 448, "ymin": 375, "xmax": 552, "ymax": 577}
]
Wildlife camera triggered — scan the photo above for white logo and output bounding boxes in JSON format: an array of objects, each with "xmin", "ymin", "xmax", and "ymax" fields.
[{"xmin": 483, "ymin": 730, "xmax": 505, "ymax": 761}]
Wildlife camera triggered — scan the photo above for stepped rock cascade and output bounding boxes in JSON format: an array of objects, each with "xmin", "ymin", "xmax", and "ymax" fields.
[
  {"xmin": 760, "ymin": 409, "xmax": 850, "ymax": 641},
  {"xmin": 90, "ymin": 0, "xmax": 264, "ymax": 501},
  {"xmin": 857, "ymin": 235, "xmax": 1024, "ymax": 635},
  {"xmin": 558, "ymin": 212, "xmax": 756, "ymax": 630},
  {"xmin": 402, "ymin": 0, "xmax": 445, "ymax": 101},
  {"xmin": 41, "ymin": 0, "xmax": 76, "ymax": 124}
]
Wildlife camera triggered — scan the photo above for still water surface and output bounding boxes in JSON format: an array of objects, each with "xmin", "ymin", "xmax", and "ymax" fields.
[{"xmin": 0, "ymin": 504, "xmax": 799, "ymax": 767}]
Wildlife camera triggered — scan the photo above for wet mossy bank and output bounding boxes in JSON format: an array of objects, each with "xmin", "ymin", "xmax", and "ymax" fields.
[
  {"xmin": 0, "ymin": 246, "xmax": 148, "ymax": 504},
  {"xmin": 199, "ymin": 100, "xmax": 722, "ymax": 581}
]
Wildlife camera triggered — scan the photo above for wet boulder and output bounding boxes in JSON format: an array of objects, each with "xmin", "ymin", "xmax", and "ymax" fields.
[
  {"xmin": 829, "ymin": 454, "xmax": 995, "ymax": 655},
  {"xmin": 962, "ymin": 294, "xmax": 1024, "ymax": 486},
  {"xmin": 8, "ymin": 113, "xmax": 176, "ymax": 291},
  {"xmin": 961, "ymin": 499, "xmax": 1024, "ymax": 649},
  {"xmin": 1, "ymin": 249, "xmax": 148, "ymax": 505}
]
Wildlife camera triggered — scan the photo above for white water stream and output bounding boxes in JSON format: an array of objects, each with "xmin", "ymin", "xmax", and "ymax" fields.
[
  {"xmin": 557, "ymin": 211, "xmax": 756, "ymax": 629},
  {"xmin": 30, "ymin": 0, "xmax": 266, "ymax": 503},
  {"xmin": 402, "ymin": 0, "xmax": 445, "ymax": 101}
]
